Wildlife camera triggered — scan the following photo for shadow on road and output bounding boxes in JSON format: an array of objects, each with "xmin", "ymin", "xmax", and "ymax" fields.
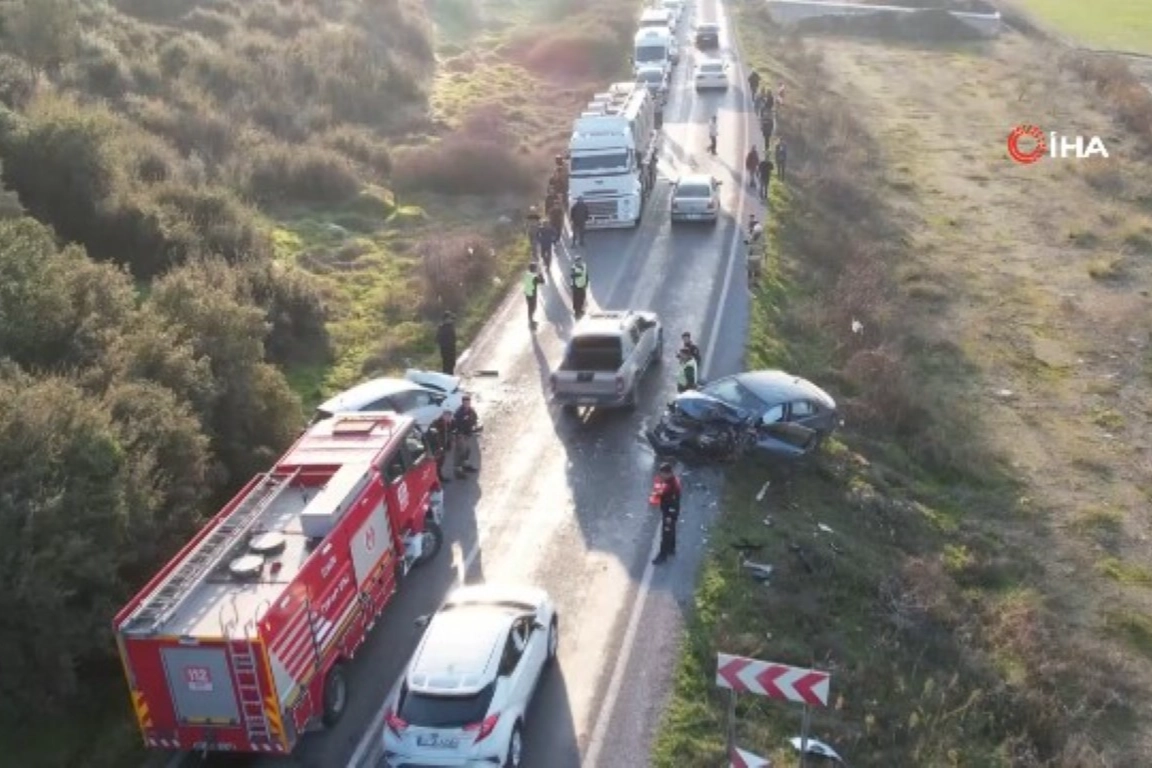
[{"xmin": 523, "ymin": 664, "xmax": 580, "ymax": 768}]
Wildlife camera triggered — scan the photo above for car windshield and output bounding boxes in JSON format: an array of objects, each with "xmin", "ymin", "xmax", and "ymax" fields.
[
  {"xmin": 635, "ymin": 45, "xmax": 667, "ymax": 62},
  {"xmin": 675, "ymin": 183, "xmax": 712, "ymax": 199},
  {"xmin": 698, "ymin": 25, "xmax": 718, "ymax": 34},
  {"xmin": 397, "ymin": 682, "xmax": 496, "ymax": 729},
  {"xmin": 699, "ymin": 63, "xmax": 723, "ymax": 73},
  {"xmin": 570, "ymin": 152, "xmax": 629, "ymax": 173},
  {"xmin": 703, "ymin": 377, "xmax": 769, "ymax": 412},
  {"xmin": 638, "ymin": 71, "xmax": 663, "ymax": 84}
]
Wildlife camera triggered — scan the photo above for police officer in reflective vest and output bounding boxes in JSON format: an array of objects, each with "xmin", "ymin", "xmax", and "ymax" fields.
[
  {"xmin": 524, "ymin": 262, "xmax": 545, "ymax": 329},
  {"xmin": 677, "ymin": 348, "xmax": 698, "ymax": 393},
  {"xmin": 652, "ymin": 462, "xmax": 682, "ymax": 565},
  {"xmin": 570, "ymin": 255, "xmax": 589, "ymax": 319}
]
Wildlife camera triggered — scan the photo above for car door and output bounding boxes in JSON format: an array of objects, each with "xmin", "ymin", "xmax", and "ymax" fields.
[
  {"xmin": 625, "ymin": 323, "xmax": 644, "ymax": 383},
  {"xmin": 509, "ymin": 617, "xmax": 547, "ymax": 708},
  {"xmin": 497, "ymin": 621, "xmax": 533, "ymax": 714}
]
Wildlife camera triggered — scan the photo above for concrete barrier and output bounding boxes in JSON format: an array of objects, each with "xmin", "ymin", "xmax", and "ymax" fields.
[{"xmin": 766, "ymin": 0, "xmax": 1002, "ymax": 38}]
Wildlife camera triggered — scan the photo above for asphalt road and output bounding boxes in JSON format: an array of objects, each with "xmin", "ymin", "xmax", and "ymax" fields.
[{"xmin": 166, "ymin": 2, "xmax": 762, "ymax": 767}]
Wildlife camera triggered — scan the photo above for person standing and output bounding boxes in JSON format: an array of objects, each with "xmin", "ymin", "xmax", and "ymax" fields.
[
  {"xmin": 774, "ymin": 139, "xmax": 787, "ymax": 180},
  {"xmin": 762, "ymin": 87, "xmax": 775, "ymax": 117},
  {"xmin": 570, "ymin": 255, "xmax": 589, "ymax": 319},
  {"xmin": 551, "ymin": 154, "xmax": 569, "ymax": 213},
  {"xmin": 652, "ymin": 462, "xmax": 682, "ymax": 565},
  {"xmin": 676, "ymin": 348, "xmax": 699, "ymax": 393},
  {"xmin": 547, "ymin": 198, "xmax": 565, "ymax": 241},
  {"xmin": 760, "ymin": 113, "xmax": 775, "ymax": 146},
  {"xmin": 570, "ymin": 196, "xmax": 589, "ymax": 246},
  {"xmin": 525, "ymin": 205, "xmax": 542, "ymax": 259},
  {"xmin": 680, "ymin": 332, "xmax": 701, "ymax": 366},
  {"xmin": 436, "ymin": 311, "xmax": 457, "ymax": 375},
  {"xmin": 744, "ymin": 146, "xmax": 760, "ymax": 191},
  {"xmin": 523, "ymin": 262, "xmax": 545, "ymax": 330},
  {"xmin": 757, "ymin": 156, "xmax": 773, "ymax": 200},
  {"xmin": 536, "ymin": 219, "xmax": 558, "ymax": 272},
  {"xmin": 452, "ymin": 394, "xmax": 480, "ymax": 478},
  {"xmin": 427, "ymin": 409, "xmax": 455, "ymax": 482},
  {"xmin": 747, "ymin": 70, "xmax": 761, "ymax": 99},
  {"xmin": 708, "ymin": 115, "xmax": 719, "ymax": 155}
]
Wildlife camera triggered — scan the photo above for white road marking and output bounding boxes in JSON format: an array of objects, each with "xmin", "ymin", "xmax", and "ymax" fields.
[{"xmin": 581, "ymin": 4, "xmax": 749, "ymax": 766}]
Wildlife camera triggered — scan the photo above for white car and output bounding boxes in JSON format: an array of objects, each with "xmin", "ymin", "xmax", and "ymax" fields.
[
  {"xmin": 694, "ymin": 58, "xmax": 729, "ymax": 90},
  {"xmin": 635, "ymin": 64, "xmax": 670, "ymax": 105},
  {"xmin": 381, "ymin": 584, "xmax": 559, "ymax": 768},
  {"xmin": 312, "ymin": 369, "xmax": 465, "ymax": 429},
  {"xmin": 671, "ymin": 173, "xmax": 722, "ymax": 223},
  {"xmin": 660, "ymin": 0, "xmax": 684, "ymax": 26}
]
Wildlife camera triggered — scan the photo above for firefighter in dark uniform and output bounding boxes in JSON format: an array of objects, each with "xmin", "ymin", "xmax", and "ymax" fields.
[
  {"xmin": 570, "ymin": 254, "xmax": 589, "ymax": 319},
  {"xmin": 652, "ymin": 462, "xmax": 682, "ymax": 565}
]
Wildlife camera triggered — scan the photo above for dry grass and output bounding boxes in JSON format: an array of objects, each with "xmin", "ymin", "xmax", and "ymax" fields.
[{"xmin": 654, "ymin": 2, "xmax": 1152, "ymax": 766}]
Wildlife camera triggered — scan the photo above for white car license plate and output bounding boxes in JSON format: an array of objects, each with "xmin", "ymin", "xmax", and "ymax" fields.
[{"xmin": 416, "ymin": 733, "xmax": 460, "ymax": 749}]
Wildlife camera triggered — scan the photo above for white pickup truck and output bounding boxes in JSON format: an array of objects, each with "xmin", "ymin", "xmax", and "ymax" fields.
[{"xmin": 550, "ymin": 311, "xmax": 664, "ymax": 410}]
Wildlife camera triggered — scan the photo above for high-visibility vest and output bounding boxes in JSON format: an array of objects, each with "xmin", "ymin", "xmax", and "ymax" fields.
[
  {"xmin": 572, "ymin": 264, "xmax": 588, "ymax": 289},
  {"xmin": 523, "ymin": 272, "xmax": 538, "ymax": 297},
  {"xmin": 678, "ymin": 358, "xmax": 698, "ymax": 387}
]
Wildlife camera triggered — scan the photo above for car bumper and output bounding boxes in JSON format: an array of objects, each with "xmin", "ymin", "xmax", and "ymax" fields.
[
  {"xmin": 553, "ymin": 391, "xmax": 631, "ymax": 407},
  {"xmin": 671, "ymin": 210, "xmax": 718, "ymax": 222},
  {"xmin": 695, "ymin": 80, "xmax": 728, "ymax": 90},
  {"xmin": 384, "ymin": 757, "xmax": 501, "ymax": 767}
]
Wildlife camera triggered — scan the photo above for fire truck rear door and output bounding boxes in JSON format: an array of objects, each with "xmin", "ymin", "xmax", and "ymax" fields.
[
  {"xmin": 160, "ymin": 646, "xmax": 240, "ymax": 725},
  {"xmin": 350, "ymin": 499, "xmax": 394, "ymax": 585}
]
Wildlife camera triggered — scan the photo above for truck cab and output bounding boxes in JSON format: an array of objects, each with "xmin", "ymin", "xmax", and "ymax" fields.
[{"xmin": 633, "ymin": 27, "xmax": 679, "ymax": 72}]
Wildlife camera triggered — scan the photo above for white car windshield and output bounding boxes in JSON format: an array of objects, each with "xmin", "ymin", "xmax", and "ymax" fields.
[
  {"xmin": 570, "ymin": 152, "xmax": 629, "ymax": 173},
  {"xmin": 638, "ymin": 71, "xmax": 664, "ymax": 84},
  {"xmin": 676, "ymin": 183, "xmax": 712, "ymax": 199},
  {"xmin": 699, "ymin": 63, "xmax": 724, "ymax": 73},
  {"xmin": 635, "ymin": 45, "xmax": 667, "ymax": 62}
]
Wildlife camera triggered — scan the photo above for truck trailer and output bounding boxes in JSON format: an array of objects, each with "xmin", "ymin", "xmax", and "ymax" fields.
[{"xmin": 113, "ymin": 412, "xmax": 445, "ymax": 756}]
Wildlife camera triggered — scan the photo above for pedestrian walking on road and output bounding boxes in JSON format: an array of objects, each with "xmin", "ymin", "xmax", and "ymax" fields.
[
  {"xmin": 744, "ymin": 146, "xmax": 760, "ymax": 191},
  {"xmin": 652, "ymin": 462, "xmax": 682, "ymax": 565},
  {"xmin": 525, "ymin": 205, "xmax": 542, "ymax": 259},
  {"xmin": 436, "ymin": 311, "xmax": 457, "ymax": 375},
  {"xmin": 428, "ymin": 409, "xmax": 455, "ymax": 482},
  {"xmin": 536, "ymin": 220, "xmax": 558, "ymax": 272},
  {"xmin": 747, "ymin": 70, "xmax": 761, "ymax": 99},
  {"xmin": 708, "ymin": 115, "xmax": 719, "ymax": 155},
  {"xmin": 570, "ymin": 255, "xmax": 589, "ymax": 319},
  {"xmin": 570, "ymin": 196, "xmax": 589, "ymax": 246},
  {"xmin": 774, "ymin": 139, "xmax": 787, "ymax": 180},
  {"xmin": 760, "ymin": 113, "xmax": 775, "ymax": 145},
  {"xmin": 452, "ymin": 394, "xmax": 481, "ymax": 478},
  {"xmin": 680, "ymin": 331, "xmax": 702, "ymax": 367},
  {"xmin": 757, "ymin": 157, "xmax": 773, "ymax": 200},
  {"xmin": 523, "ymin": 262, "xmax": 545, "ymax": 330},
  {"xmin": 677, "ymin": 348, "xmax": 699, "ymax": 393}
]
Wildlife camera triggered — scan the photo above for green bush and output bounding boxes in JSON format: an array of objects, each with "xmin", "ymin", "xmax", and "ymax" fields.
[
  {"xmin": 241, "ymin": 260, "xmax": 333, "ymax": 367},
  {"xmin": 242, "ymin": 141, "xmax": 362, "ymax": 205}
]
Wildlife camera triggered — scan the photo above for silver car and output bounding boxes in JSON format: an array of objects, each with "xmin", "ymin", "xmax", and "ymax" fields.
[
  {"xmin": 312, "ymin": 369, "xmax": 465, "ymax": 429},
  {"xmin": 670, "ymin": 173, "xmax": 722, "ymax": 223},
  {"xmin": 635, "ymin": 65, "xmax": 669, "ymax": 105}
]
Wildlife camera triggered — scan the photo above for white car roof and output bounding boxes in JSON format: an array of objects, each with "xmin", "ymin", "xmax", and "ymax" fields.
[
  {"xmin": 316, "ymin": 378, "xmax": 420, "ymax": 414},
  {"xmin": 676, "ymin": 173, "xmax": 715, "ymax": 187},
  {"xmin": 696, "ymin": 58, "xmax": 724, "ymax": 68}
]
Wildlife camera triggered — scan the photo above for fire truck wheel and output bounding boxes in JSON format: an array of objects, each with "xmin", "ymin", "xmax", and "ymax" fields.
[
  {"xmin": 416, "ymin": 520, "xmax": 443, "ymax": 565},
  {"xmin": 321, "ymin": 663, "xmax": 348, "ymax": 727},
  {"xmin": 504, "ymin": 721, "xmax": 524, "ymax": 767}
]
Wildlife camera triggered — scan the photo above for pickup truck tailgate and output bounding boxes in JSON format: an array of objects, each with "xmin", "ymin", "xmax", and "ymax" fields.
[{"xmin": 555, "ymin": 370, "xmax": 621, "ymax": 397}]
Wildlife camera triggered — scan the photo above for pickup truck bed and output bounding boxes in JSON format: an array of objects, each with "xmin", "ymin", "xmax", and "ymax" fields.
[{"xmin": 551, "ymin": 312, "xmax": 663, "ymax": 409}]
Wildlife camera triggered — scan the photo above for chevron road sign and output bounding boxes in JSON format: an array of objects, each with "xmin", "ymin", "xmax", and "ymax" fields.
[
  {"xmin": 730, "ymin": 745, "xmax": 772, "ymax": 768},
  {"xmin": 716, "ymin": 653, "xmax": 831, "ymax": 707}
]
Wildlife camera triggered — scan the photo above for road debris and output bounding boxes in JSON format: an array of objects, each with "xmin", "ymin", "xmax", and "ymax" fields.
[
  {"xmin": 788, "ymin": 736, "xmax": 844, "ymax": 764},
  {"xmin": 755, "ymin": 480, "xmax": 771, "ymax": 501}
]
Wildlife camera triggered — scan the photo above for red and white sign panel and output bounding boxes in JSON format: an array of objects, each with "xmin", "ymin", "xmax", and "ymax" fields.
[
  {"xmin": 184, "ymin": 665, "xmax": 213, "ymax": 692},
  {"xmin": 716, "ymin": 653, "xmax": 830, "ymax": 707},
  {"xmin": 731, "ymin": 745, "xmax": 772, "ymax": 768}
]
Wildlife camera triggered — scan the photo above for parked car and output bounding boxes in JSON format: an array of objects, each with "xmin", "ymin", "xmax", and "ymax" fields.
[
  {"xmin": 647, "ymin": 370, "xmax": 840, "ymax": 461},
  {"xmin": 695, "ymin": 22, "xmax": 720, "ymax": 49},
  {"xmin": 660, "ymin": 0, "xmax": 684, "ymax": 26},
  {"xmin": 381, "ymin": 584, "xmax": 559, "ymax": 768},
  {"xmin": 671, "ymin": 173, "xmax": 722, "ymax": 223},
  {"xmin": 635, "ymin": 64, "xmax": 670, "ymax": 106},
  {"xmin": 694, "ymin": 58, "xmax": 729, "ymax": 90},
  {"xmin": 313, "ymin": 369, "xmax": 465, "ymax": 429},
  {"xmin": 550, "ymin": 310, "xmax": 663, "ymax": 410}
]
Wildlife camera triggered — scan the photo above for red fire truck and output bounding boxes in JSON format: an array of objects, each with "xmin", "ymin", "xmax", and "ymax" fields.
[{"xmin": 113, "ymin": 411, "xmax": 445, "ymax": 755}]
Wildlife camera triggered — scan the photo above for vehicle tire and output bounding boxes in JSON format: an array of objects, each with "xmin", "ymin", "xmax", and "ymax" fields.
[
  {"xmin": 505, "ymin": 722, "xmax": 525, "ymax": 768},
  {"xmin": 416, "ymin": 519, "xmax": 443, "ymax": 566},
  {"xmin": 546, "ymin": 615, "xmax": 560, "ymax": 666},
  {"xmin": 321, "ymin": 663, "xmax": 348, "ymax": 727}
]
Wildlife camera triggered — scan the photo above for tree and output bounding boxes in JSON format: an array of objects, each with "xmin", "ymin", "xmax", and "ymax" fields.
[
  {"xmin": 0, "ymin": 373, "xmax": 128, "ymax": 717},
  {"xmin": 7, "ymin": 0, "xmax": 79, "ymax": 78}
]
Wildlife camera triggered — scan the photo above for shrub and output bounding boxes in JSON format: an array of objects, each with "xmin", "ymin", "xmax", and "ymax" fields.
[
  {"xmin": 416, "ymin": 234, "xmax": 498, "ymax": 316},
  {"xmin": 128, "ymin": 93, "xmax": 236, "ymax": 165},
  {"xmin": 1064, "ymin": 52, "xmax": 1152, "ymax": 140},
  {"xmin": 65, "ymin": 33, "xmax": 134, "ymax": 100},
  {"xmin": 241, "ymin": 142, "xmax": 362, "ymax": 205},
  {"xmin": 393, "ymin": 135, "xmax": 537, "ymax": 196},
  {"xmin": 240, "ymin": 261, "xmax": 332, "ymax": 366},
  {"xmin": 179, "ymin": 8, "xmax": 237, "ymax": 39},
  {"xmin": 319, "ymin": 125, "xmax": 394, "ymax": 178},
  {"xmin": 152, "ymin": 182, "xmax": 270, "ymax": 262},
  {"xmin": 512, "ymin": 24, "xmax": 630, "ymax": 80},
  {"xmin": 243, "ymin": 0, "xmax": 319, "ymax": 37},
  {"xmin": 0, "ymin": 54, "xmax": 36, "ymax": 109}
]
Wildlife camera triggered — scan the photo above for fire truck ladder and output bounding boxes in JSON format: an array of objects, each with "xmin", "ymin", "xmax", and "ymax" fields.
[
  {"xmin": 224, "ymin": 623, "xmax": 273, "ymax": 745},
  {"xmin": 122, "ymin": 468, "xmax": 301, "ymax": 635}
]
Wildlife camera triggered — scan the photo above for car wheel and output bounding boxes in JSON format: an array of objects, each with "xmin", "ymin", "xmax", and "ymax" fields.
[
  {"xmin": 546, "ymin": 615, "xmax": 560, "ymax": 665},
  {"xmin": 321, "ymin": 663, "xmax": 348, "ymax": 727},
  {"xmin": 505, "ymin": 721, "xmax": 524, "ymax": 768},
  {"xmin": 416, "ymin": 519, "xmax": 442, "ymax": 565}
]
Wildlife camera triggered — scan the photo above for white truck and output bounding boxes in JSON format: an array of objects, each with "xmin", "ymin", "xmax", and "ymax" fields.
[
  {"xmin": 633, "ymin": 26, "xmax": 679, "ymax": 71},
  {"xmin": 567, "ymin": 83, "xmax": 660, "ymax": 229}
]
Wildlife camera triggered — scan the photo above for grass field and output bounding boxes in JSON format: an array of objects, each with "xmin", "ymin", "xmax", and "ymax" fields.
[
  {"xmin": 653, "ymin": 1, "xmax": 1152, "ymax": 765},
  {"xmin": 1013, "ymin": 0, "xmax": 1152, "ymax": 53}
]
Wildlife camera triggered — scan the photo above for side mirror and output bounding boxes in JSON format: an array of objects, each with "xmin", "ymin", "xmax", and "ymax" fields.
[{"xmin": 414, "ymin": 614, "xmax": 431, "ymax": 629}]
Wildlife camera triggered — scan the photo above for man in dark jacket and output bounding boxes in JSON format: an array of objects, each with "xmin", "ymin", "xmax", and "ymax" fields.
[
  {"xmin": 774, "ymin": 139, "xmax": 787, "ymax": 180},
  {"xmin": 760, "ymin": 114, "xmax": 774, "ymax": 145},
  {"xmin": 570, "ymin": 196, "xmax": 589, "ymax": 246},
  {"xmin": 452, "ymin": 394, "xmax": 480, "ymax": 478},
  {"xmin": 436, "ymin": 311, "xmax": 457, "ymax": 374},
  {"xmin": 748, "ymin": 70, "xmax": 761, "ymax": 98},
  {"xmin": 652, "ymin": 462, "xmax": 682, "ymax": 564},
  {"xmin": 536, "ymin": 221, "xmax": 558, "ymax": 271},
  {"xmin": 427, "ymin": 409, "xmax": 454, "ymax": 482},
  {"xmin": 680, "ymin": 332, "xmax": 702, "ymax": 366},
  {"xmin": 757, "ymin": 157, "xmax": 773, "ymax": 200}
]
